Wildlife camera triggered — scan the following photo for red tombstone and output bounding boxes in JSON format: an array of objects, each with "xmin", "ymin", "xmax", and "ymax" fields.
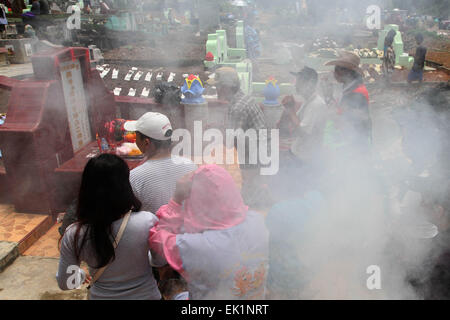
[{"xmin": 0, "ymin": 47, "xmax": 116, "ymax": 216}]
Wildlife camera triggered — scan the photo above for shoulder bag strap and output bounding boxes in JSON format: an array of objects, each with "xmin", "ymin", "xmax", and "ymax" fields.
[{"xmin": 88, "ymin": 210, "xmax": 131, "ymax": 288}]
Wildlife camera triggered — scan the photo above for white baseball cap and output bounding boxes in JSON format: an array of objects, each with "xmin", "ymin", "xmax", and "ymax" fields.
[{"xmin": 124, "ymin": 112, "xmax": 172, "ymax": 141}]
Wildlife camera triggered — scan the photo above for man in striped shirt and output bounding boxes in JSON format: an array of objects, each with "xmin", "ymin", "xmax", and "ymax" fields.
[{"xmin": 125, "ymin": 112, "xmax": 197, "ymax": 214}]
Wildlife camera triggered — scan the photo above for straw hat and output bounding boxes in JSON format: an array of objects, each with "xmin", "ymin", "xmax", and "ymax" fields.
[{"xmin": 325, "ymin": 50, "xmax": 363, "ymax": 75}]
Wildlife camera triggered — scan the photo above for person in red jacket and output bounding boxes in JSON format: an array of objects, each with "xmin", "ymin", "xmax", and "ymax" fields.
[{"xmin": 325, "ymin": 51, "xmax": 372, "ymax": 153}]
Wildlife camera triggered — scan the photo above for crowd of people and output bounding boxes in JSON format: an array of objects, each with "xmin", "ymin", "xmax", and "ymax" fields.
[{"xmin": 55, "ymin": 45, "xmax": 450, "ymax": 299}]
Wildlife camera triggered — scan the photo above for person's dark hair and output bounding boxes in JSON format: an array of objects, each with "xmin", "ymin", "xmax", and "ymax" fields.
[
  {"xmin": 385, "ymin": 29, "xmax": 397, "ymax": 47},
  {"xmin": 335, "ymin": 65, "xmax": 361, "ymax": 81},
  {"xmin": 295, "ymin": 67, "xmax": 319, "ymax": 87},
  {"xmin": 415, "ymin": 33, "xmax": 424, "ymax": 45},
  {"xmin": 136, "ymin": 131, "xmax": 172, "ymax": 150},
  {"xmin": 72, "ymin": 154, "xmax": 142, "ymax": 268}
]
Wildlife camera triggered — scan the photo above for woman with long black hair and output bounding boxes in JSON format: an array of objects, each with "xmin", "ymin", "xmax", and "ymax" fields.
[{"xmin": 57, "ymin": 154, "xmax": 164, "ymax": 299}]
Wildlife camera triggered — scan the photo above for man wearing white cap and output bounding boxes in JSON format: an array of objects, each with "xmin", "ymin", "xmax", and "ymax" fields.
[{"xmin": 124, "ymin": 112, "xmax": 197, "ymax": 214}]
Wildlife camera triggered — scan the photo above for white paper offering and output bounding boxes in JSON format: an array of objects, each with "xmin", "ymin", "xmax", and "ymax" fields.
[
  {"xmin": 133, "ymin": 71, "xmax": 144, "ymax": 81},
  {"xmin": 141, "ymin": 87, "xmax": 150, "ymax": 97},
  {"xmin": 124, "ymin": 70, "xmax": 135, "ymax": 81},
  {"xmin": 128, "ymin": 88, "xmax": 136, "ymax": 96},
  {"xmin": 113, "ymin": 87, "xmax": 122, "ymax": 96},
  {"xmin": 112, "ymin": 68, "xmax": 119, "ymax": 79},
  {"xmin": 156, "ymin": 72, "xmax": 163, "ymax": 81},
  {"xmin": 132, "ymin": 67, "xmax": 138, "ymax": 71},
  {"xmin": 145, "ymin": 72, "xmax": 153, "ymax": 82},
  {"xmin": 167, "ymin": 72, "xmax": 176, "ymax": 82},
  {"xmin": 100, "ymin": 67, "xmax": 111, "ymax": 78}
]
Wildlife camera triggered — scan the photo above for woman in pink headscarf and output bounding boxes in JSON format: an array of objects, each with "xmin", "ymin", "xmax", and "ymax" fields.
[{"xmin": 149, "ymin": 164, "xmax": 269, "ymax": 300}]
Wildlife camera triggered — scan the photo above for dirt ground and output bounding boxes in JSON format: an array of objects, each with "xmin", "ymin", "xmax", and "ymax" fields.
[
  {"xmin": 426, "ymin": 50, "xmax": 450, "ymax": 68},
  {"xmin": 392, "ymin": 68, "xmax": 450, "ymax": 82}
]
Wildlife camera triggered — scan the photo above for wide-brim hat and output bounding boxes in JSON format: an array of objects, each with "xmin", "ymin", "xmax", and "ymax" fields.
[{"xmin": 325, "ymin": 50, "xmax": 364, "ymax": 75}]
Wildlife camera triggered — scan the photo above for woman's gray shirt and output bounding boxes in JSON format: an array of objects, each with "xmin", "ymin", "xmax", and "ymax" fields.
[{"xmin": 57, "ymin": 211, "xmax": 164, "ymax": 300}]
